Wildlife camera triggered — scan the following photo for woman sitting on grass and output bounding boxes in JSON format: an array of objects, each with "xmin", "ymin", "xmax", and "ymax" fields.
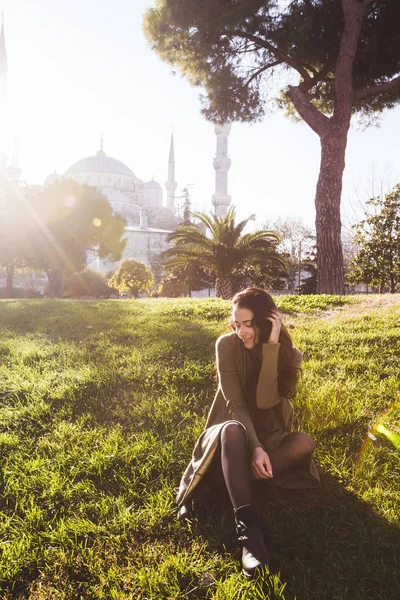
[{"xmin": 176, "ymin": 287, "xmax": 319, "ymax": 578}]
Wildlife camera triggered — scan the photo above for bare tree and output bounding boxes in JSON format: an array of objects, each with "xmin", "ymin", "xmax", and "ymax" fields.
[{"xmin": 264, "ymin": 217, "xmax": 315, "ymax": 293}]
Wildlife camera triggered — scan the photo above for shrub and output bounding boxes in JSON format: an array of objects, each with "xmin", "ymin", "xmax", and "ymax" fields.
[
  {"xmin": 64, "ymin": 271, "xmax": 114, "ymax": 298},
  {"xmin": 108, "ymin": 259, "xmax": 155, "ymax": 298},
  {"xmin": 0, "ymin": 286, "xmax": 42, "ymax": 299},
  {"xmin": 158, "ymin": 275, "xmax": 190, "ymax": 297}
]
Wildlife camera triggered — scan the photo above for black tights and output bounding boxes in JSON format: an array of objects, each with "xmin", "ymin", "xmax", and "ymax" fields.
[
  {"xmin": 220, "ymin": 422, "xmax": 255, "ymax": 509},
  {"xmin": 206, "ymin": 422, "xmax": 315, "ymax": 510}
]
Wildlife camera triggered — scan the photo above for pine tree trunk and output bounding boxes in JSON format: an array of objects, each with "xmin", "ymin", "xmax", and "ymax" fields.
[
  {"xmin": 216, "ymin": 276, "xmax": 232, "ymax": 299},
  {"xmin": 315, "ymin": 126, "xmax": 347, "ymax": 295},
  {"xmin": 286, "ymin": 0, "xmax": 368, "ymax": 296}
]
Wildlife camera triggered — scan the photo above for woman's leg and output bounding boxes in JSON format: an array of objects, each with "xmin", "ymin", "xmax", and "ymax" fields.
[
  {"xmin": 180, "ymin": 421, "xmax": 270, "ymax": 576},
  {"xmin": 179, "ymin": 421, "xmax": 253, "ymax": 519},
  {"xmin": 268, "ymin": 432, "xmax": 315, "ymax": 477},
  {"xmin": 219, "ymin": 421, "xmax": 255, "ymax": 509},
  {"xmin": 218, "ymin": 422, "xmax": 270, "ymax": 576}
]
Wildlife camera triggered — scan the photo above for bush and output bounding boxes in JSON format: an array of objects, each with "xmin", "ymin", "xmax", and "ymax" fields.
[
  {"xmin": 63, "ymin": 271, "xmax": 114, "ymax": 298},
  {"xmin": 0, "ymin": 287, "xmax": 42, "ymax": 299},
  {"xmin": 158, "ymin": 275, "xmax": 190, "ymax": 297},
  {"xmin": 108, "ymin": 259, "xmax": 155, "ymax": 298}
]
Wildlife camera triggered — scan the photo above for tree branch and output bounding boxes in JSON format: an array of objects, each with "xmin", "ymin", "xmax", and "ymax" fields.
[
  {"xmin": 245, "ymin": 61, "xmax": 282, "ymax": 87},
  {"xmin": 233, "ymin": 29, "xmax": 313, "ymax": 83},
  {"xmin": 355, "ymin": 74, "xmax": 400, "ymax": 100},
  {"xmin": 286, "ymin": 85, "xmax": 330, "ymax": 137},
  {"xmin": 286, "ymin": 61, "xmax": 334, "ymax": 101},
  {"xmin": 333, "ymin": 0, "xmax": 368, "ymax": 121}
]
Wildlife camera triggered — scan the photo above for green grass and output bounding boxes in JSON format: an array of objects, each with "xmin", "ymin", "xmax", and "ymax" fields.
[{"xmin": 0, "ymin": 295, "xmax": 399, "ymax": 599}]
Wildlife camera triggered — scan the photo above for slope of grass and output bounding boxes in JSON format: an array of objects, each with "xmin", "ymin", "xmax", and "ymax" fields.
[{"xmin": 0, "ymin": 295, "xmax": 399, "ymax": 599}]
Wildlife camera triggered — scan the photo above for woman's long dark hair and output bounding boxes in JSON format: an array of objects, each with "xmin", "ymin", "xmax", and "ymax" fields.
[{"xmin": 231, "ymin": 288, "xmax": 300, "ymax": 398}]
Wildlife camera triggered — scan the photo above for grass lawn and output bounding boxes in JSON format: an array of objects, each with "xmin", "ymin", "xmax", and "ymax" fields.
[{"xmin": 0, "ymin": 295, "xmax": 399, "ymax": 599}]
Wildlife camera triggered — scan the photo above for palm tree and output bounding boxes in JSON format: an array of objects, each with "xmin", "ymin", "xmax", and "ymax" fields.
[{"xmin": 164, "ymin": 208, "xmax": 284, "ymax": 299}]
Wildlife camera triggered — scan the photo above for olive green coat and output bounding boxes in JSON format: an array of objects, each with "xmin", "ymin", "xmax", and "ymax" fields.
[{"xmin": 176, "ymin": 332, "xmax": 319, "ymax": 507}]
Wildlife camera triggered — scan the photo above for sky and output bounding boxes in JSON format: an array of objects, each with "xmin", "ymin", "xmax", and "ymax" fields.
[{"xmin": 2, "ymin": 0, "xmax": 400, "ymax": 233}]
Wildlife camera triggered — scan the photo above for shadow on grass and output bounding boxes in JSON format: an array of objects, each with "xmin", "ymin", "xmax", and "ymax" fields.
[
  {"xmin": 0, "ymin": 299, "xmax": 146, "ymax": 342},
  {"xmin": 187, "ymin": 472, "xmax": 400, "ymax": 600},
  {"xmin": 0, "ymin": 300, "xmax": 222, "ymax": 435},
  {"xmin": 0, "ymin": 298, "xmax": 230, "ymax": 345}
]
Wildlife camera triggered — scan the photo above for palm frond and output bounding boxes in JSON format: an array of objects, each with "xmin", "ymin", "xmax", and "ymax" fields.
[
  {"xmin": 164, "ymin": 252, "xmax": 218, "ymax": 274},
  {"xmin": 167, "ymin": 224, "xmax": 205, "ymax": 243},
  {"xmin": 164, "ymin": 208, "xmax": 286, "ymax": 288},
  {"xmin": 233, "ymin": 214, "xmax": 256, "ymax": 238},
  {"xmin": 191, "ymin": 212, "xmax": 220, "ymax": 239}
]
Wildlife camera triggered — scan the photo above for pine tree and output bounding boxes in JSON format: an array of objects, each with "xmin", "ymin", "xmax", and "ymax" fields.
[{"xmin": 144, "ymin": 0, "xmax": 400, "ymax": 294}]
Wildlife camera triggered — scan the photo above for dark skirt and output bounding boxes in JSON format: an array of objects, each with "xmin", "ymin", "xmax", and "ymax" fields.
[{"xmin": 177, "ymin": 421, "xmax": 320, "ymax": 509}]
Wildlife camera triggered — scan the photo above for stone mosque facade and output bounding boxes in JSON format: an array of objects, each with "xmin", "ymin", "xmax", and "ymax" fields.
[
  {"xmin": 1, "ymin": 16, "xmax": 234, "ymax": 284},
  {"xmin": 44, "ymin": 134, "xmax": 180, "ymax": 272}
]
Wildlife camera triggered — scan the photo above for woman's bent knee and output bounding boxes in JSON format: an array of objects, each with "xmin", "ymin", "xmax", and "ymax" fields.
[
  {"xmin": 221, "ymin": 421, "xmax": 246, "ymax": 445},
  {"xmin": 300, "ymin": 433, "xmax": 316, "ymax": 456},
  {"xmin": 288, "ymin": 432, "xmax": 315, "ymax": 458}
]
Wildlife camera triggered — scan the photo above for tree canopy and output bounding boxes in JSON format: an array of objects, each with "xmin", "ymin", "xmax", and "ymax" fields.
[
  {"xmin": 144, "ymin": 0, "xmax": 400, "ymax": 294},
  {"xmin": 145, "ymin": 0, "xmax": 400, "ymax": 122},
  {"xmin": 29, "ymin": 180, "xmax": 127, "ymax": 297},
  {"xmin": 0, "ymin": 180, "xmax": 127, "ymax": 297},
  {"xmin": 348, "ymin": 184, "xmax": 400, "ymax": 293}
]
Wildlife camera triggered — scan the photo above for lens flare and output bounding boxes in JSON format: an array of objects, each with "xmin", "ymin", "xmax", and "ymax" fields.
[
  {"xmin": 356, "ymin": 399, "xmax": 400, "ymax": 476},
  {"xmin": 64, "ymin": 195, "xmax": 76, "ymax": 207},
  {"xmin": 92, "ymin": 218, "xmax": 102, "ymax": 227},
  {"xmin": 376, "ymin": 424, "xmax": 400, "ymax": 449},
  {"xmin": 2, "ymin": 180, "xmax": 78, "ymax": 279}
]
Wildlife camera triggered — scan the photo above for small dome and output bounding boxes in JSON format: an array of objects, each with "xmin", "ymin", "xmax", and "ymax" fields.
[
  {"xmin": 144, "ymin": 179, "xmax": 162, "ymax": 190},
  {"xmin": 44, "ymin": 171, "xmax": 62, "ymax": 186}
]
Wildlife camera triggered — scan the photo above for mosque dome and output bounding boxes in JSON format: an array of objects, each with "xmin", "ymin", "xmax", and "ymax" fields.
[
  {"xmin": 144, "ymin": 179, "xmax": 162, "ymax": 190},
  {"xmin": 65, "ymin": 149, "xmax": 135, "ymax": 178},
  {"xmin": 44, "ymin": 171, "xmax": 62, "ymax": 185}
]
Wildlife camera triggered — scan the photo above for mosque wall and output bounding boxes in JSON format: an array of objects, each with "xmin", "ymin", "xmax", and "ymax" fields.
[{"xmin": 123, "ymin": 229, "xmax": 171, "ymax": 266}]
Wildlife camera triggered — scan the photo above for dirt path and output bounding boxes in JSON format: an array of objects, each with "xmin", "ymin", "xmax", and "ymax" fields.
[{"xmin": 318, "ymin": 294, "xmax": 400, "ymax": 321}]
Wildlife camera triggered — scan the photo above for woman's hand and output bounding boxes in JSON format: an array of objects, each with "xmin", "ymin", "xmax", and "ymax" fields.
[
  {"xmin": 251, "ymin": 446, "xmax": 273, "ymax": 479},
  {"xmin": 266, "ymin": 309, "xmax": 282, "ymax": 344}
]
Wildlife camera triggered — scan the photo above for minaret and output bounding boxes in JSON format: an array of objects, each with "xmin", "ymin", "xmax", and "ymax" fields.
[
  {"xmin": 10, "ymin": 135, "xmax": 21, "ymax": 181},
  {"xmin": 212, "ymin": 123, "xmax": 232, "ymax": 217},
  {"xmin": 0, "ymin": 13, "xmax": 7, "ymax": 105},
  {"xmin": 165, "ymin": 132, "xmax": 177, "ymax": 213},
  {"xmin": 0, "ymin": 13, "xmax": 8, "ymax": 166}
]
